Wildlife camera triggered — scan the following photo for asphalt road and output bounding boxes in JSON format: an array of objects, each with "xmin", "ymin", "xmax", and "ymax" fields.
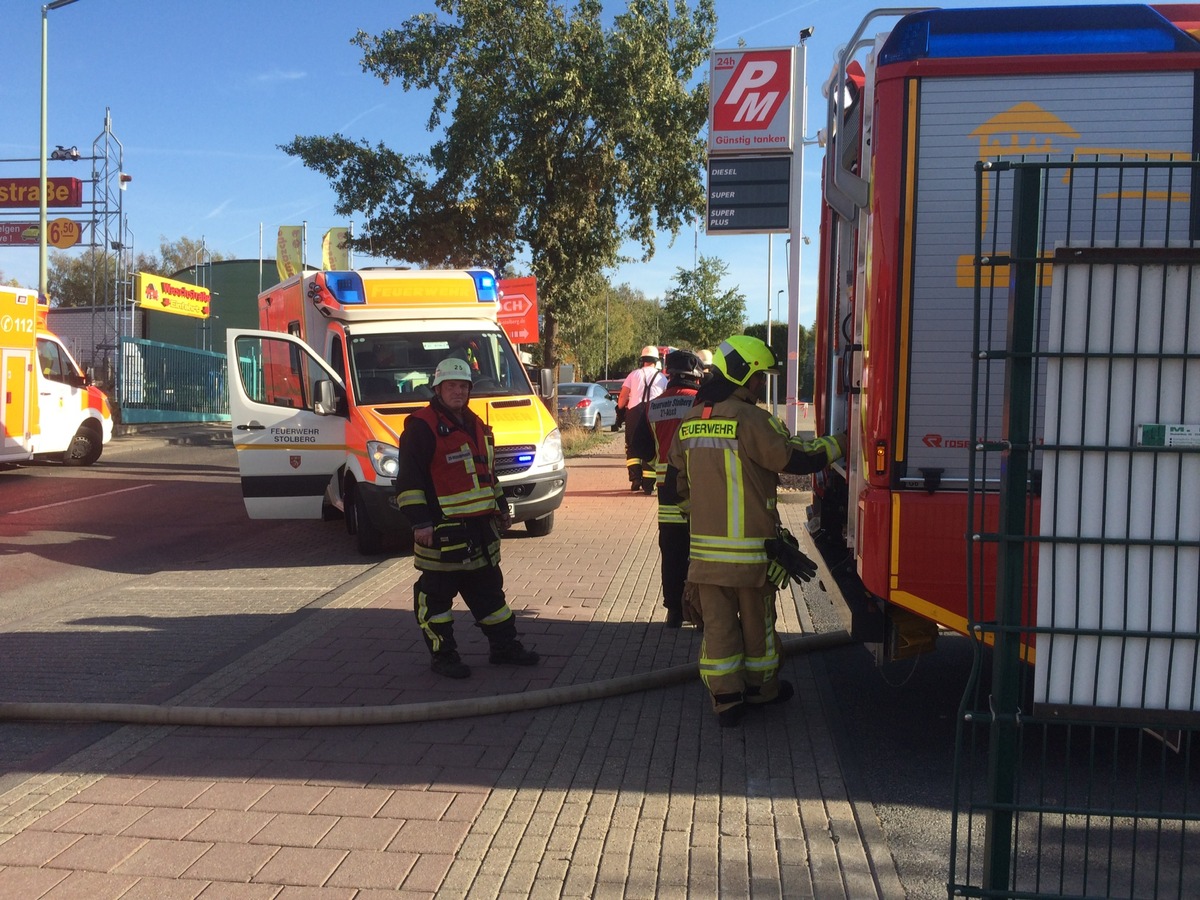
[{"xmin": 0, "ymin": 427, "xmax": 385, "ymax": 794}]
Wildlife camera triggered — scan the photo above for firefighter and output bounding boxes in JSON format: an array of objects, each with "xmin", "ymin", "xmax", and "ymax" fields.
[
  {"xmin": 617, "ymin": 345, "xmax": 668, "ymax": 492},
  {"xmin": 394, "ymin": 357, "xmax": 540, "ymax": 679},
  {"xmin": 696, "ymin": 348, "xmax": 714, "ymax": 383},
  {"xmin": 663, "ymin": 335, "xmax": 845, "ymax": 727},
  {"xmin": 629, "ymin": 349, "xmax": 704, "ymax": 627}
]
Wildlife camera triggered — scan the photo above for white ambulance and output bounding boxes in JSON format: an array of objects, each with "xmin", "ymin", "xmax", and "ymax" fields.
[
  {"xmin": 1, "ymin": 285, "xmax": 113, "ymax": 466},
  {"xmin": 225, "ymin": 268, "xmax": 566, "ymax": 554}
]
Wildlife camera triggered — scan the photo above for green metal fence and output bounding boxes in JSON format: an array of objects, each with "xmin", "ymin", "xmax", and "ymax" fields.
[
  {"xmin": 950, "ymin": 159, "xmax": 1200, "ymax": 898},
  {"xmin": 117, "ymin": 336, "xmax": 230, "ymax": 424}
]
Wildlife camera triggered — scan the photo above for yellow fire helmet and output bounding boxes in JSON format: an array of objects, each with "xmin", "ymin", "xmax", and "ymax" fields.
[{"xmin": 714, "ymin": 335, "xmax": 778, "ymax": 386}]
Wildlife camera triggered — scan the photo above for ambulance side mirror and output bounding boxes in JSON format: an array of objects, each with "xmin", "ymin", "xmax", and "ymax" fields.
[
  {"xmin": 313, "ymin": 379, "xmax": 344, "ymax": 416},
  {"xmin": 537, "ymin": 368, "xmax": 553, "ymax": 398}
]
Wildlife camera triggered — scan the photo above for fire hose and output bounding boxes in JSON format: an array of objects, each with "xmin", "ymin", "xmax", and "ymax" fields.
[{"xmin": 0, "ymin": 631, "xmax": 851, "ymax": 728}]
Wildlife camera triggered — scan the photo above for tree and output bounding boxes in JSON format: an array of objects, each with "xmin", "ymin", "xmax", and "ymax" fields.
[
  {"xmin": 280, "ymin": 0, "xmax": 716, "ymax": 368},
  {"xmin": 661, "ymin": 255, "xmax": 745, "ymax": 351},
  {"xmin": 47, "ymin": 249, "xmax": 118, "ymax": 308},
  {"xmin": 157, "ymin": 236, "xmax": 225, "ymax": 276}
]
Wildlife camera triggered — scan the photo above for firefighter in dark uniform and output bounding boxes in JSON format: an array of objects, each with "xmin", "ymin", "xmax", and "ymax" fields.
[
  {"xmin": 630, "ymin": 349, "xmax": 704, "ymax": 627},
  {"xmin": 394, "ymin": 357, "xmax": 540, "ymax": 679}
]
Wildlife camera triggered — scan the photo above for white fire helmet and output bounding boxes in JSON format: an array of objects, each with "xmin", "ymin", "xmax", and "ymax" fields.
[
  {"xmin": 640, "ymin": 345, "xmax": 660, "ymax": 362},
  {"xmin": 432, "ymin": 357, "xmax": 474, "ymax": 387}
]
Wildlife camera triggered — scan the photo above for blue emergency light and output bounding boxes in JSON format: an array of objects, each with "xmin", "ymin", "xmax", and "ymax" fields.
[
  {"xmin": 880, "ymin": 5, "xmax": 1200, "ymax": 65},
  {"xmin": 323, "ymin": 271, "xmax": 366, "ymax": 305},
  {"xmin": 468, "ymin": 270, "xmax": 499, "ymax": 303}
]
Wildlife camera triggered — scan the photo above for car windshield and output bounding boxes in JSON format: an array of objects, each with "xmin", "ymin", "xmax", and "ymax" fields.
[{"xmin": 350, "ymin": 329, "xmax": 532, "ymax": 405}]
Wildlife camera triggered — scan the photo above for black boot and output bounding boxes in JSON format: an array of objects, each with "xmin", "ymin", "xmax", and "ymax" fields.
[
  {"xmin": 431, "ymin": 650, "xmax": 471, "ymax": 679},
  {"xmin": 746, "ymin": 679, "xmax": 795, "ymax": 707},
  {"xmin": 665, "ymin": 608, "xmax": 683, "ymax": 628},
  {"xmin": 489, "ymin": 639, "xmax": 540, "ymax": 666},
  {"xmin": 715, "ymin": 691, "xmax": 746, "ymax": 728}
]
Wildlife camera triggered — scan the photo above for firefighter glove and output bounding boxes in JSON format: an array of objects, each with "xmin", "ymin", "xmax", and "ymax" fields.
[{"xmin": 764, "ymin": 526, "xmax": 818, "ymax": 584}]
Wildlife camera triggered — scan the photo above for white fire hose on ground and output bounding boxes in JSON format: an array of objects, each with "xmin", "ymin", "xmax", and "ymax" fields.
[{"xmin": 0, "ymin": 631, "xmax": 852, "ymax": 728}]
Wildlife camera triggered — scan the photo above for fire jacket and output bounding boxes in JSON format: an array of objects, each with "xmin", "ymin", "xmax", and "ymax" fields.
[
  {"xmin": 395, "ymin": 399, "xmax": 506, "ymax": 571},
  {"xmin": 664, "ymin": 385, "xmax": 843, "ymax": 587},
  {"xmin": 630, "ymin": 380, "xmax": 699, "ymax": 524}
]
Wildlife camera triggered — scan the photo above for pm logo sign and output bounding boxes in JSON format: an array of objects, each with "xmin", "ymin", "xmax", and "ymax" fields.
[{"xmin": 708, "ymin": 47, "xmax": 795, "ymax": 154}]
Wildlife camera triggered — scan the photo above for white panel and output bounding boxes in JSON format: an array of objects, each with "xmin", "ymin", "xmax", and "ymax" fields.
[
  {"xmin": 905, "ymin": 72, "xmax": 1195, "ymax": 483},
  {"xmin": 1035, "ymin": 258, "xmax": 1200, "ymax": 712}
]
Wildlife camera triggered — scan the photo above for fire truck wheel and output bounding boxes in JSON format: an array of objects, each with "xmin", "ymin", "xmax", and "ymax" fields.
[
  {"xmin": 524, "ymin": 512, "xmax": 554, "ymax": 537},
  {"xmin": 62, "ymin": 426, "xmax": 102, "ymax": 467},
  {"xmin": 350, "ymin": 491, "xmax": 385, "ymax": 555}
]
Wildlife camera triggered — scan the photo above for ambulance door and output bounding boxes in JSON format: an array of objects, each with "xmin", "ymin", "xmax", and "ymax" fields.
[
  {"xmin": 34, "ymin": 336, "xmax": 85, "ymax": 454},
  {"xmin": 2, "ymin": 345, "xmax": 34, "ymax": 462},
  {"xmin": 226, "ymin": 329, "xmax": 348, "ymax": 519}
]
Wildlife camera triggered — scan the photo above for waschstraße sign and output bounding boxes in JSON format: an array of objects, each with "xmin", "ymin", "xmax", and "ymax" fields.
[
  {"xmin": 0, "ymin": 177, "xmax": 84, "ymax": 208},
  {"xmin": 136, "ymin": 272, "xmax": 211, "ymax": 319}
]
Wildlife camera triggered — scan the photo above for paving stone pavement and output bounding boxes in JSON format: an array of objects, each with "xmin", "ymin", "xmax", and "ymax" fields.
[{"xmin": 0, "ymin": 429, "xmax": 903, "ymax": 898}]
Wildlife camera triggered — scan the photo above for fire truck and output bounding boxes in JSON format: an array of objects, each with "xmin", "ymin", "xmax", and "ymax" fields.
[
  {"xmin": 225, "ymin": 268, "xmax": 565, "ymax": 554},
  {"xmin": 808, "ymin": 5, "xmax": 1200, "ymax": 660}
]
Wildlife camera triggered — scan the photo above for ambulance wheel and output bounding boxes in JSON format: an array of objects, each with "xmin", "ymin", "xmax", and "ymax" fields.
[
  {"xmin": 62, "ymin": 426, "xmax": 102, "ymax": 466},
  {"xmin": 350, "ymin": 491, "xmax": 384, "ymax": 556},
  {"xmin": 525, "ymin": 512, "xmax": 554, "ymax": 537}
]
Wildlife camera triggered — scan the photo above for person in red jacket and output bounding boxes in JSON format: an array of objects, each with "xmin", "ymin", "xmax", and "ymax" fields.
[
  {"xmin": 394, "ymin": 357, "xmax": 539, "ymax": 679},
  {"xmin": 630, "ymin": 349, "xmax": 704, "ymax": 627}
]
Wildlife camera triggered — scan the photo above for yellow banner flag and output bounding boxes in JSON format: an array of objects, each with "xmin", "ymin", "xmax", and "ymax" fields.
[
  {"xmin": 322, "ymin": 227, "xmax": 349, "ymax": 270},
  {"xmin": 276, "ymin": 225, "xmax": 304, "ymax": 283}
]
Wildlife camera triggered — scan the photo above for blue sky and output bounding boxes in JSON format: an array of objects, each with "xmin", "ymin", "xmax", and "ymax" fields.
[{"xmin": 1, "ymin": 0, "xmax": 1130, "ymax": 327}]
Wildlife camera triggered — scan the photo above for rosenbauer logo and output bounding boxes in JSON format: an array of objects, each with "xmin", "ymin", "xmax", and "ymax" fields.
[{"xmin": 712, "ymin": 50, "xmax": 792, "ymax": 133}]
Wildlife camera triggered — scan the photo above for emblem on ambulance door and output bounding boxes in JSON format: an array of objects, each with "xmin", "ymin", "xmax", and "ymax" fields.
[{"xmin": 289, "ymin": 455, "xmax": 301, "ymax": 469}]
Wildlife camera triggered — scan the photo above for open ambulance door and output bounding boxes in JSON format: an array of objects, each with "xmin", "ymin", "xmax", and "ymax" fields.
[{"xmin": 226, "ymin": 329, "xmax": 348, "ymax": 520}]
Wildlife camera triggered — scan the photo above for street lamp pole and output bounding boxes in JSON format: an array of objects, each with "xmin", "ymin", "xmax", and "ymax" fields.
[{"xmin": 39, "ymin": 0, "xmax": 81, "ymax": 300}]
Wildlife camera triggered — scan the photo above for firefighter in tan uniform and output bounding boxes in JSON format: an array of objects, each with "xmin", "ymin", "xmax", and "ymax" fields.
[
  {"xmin": 395, "ymin": 357, "xmax": 540, "ymax": 679},
  {"xmin": 663, "ymin": 336, "xmax": 845, "ymax": 727}
]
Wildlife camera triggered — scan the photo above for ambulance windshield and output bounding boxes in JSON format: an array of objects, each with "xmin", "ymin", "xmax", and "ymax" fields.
[{"xmin": 350, "ymin": 329, "xmax": 531, "ymax": 405}]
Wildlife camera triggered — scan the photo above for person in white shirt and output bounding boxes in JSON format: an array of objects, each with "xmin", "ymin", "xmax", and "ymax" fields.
[{"xmin": 616, "ymin": 345, "xmax": 668, "ymax": 492}]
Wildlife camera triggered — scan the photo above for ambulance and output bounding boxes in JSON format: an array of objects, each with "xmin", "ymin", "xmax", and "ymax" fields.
[
  {"xmin": 1, "ymin": 285, "xmax": 113, "ymax": 466},
  {"xmin": 224, "ymin": 267, "xmax": 566, "ymax": 554}
]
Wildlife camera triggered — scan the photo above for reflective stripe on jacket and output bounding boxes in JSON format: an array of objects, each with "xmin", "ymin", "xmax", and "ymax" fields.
[
  {"xmin": 406, "ymin": 404, "xmax": 498, "ymax": 518},
  {"xmin": 667, "ymin": 385, "xmax": 841, "ymax": 587}
]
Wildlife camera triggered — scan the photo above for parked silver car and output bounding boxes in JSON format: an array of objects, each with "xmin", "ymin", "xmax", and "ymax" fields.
[{"xmin": 556, "ymin": 382, "xmax": 619, "ymax": 431}]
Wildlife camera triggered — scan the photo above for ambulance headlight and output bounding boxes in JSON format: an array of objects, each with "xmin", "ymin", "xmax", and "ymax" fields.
[
  {"xmin": 538, "ymin": 428, "xmax": 563, "ymax": 466},
  {"xmin": 367, "ymin": 441, "xmax": 400, "ymax": 479}
]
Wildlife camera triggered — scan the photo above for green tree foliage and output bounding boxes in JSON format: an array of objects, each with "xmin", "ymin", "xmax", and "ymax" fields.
[
  {"xmin": 661, "ymin": 255, "xmax": 745, "ymax": 351},
  {"xmin": 47, "ymin": 249, "xmax": 118, "ymax": 307},
  {"xmin": 279, "ymin": 0, "xmax": 716, "ymax": 367},
  {"xmin": 157, "ymin": 236, "xmax": 226, "ymax": 276}
]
